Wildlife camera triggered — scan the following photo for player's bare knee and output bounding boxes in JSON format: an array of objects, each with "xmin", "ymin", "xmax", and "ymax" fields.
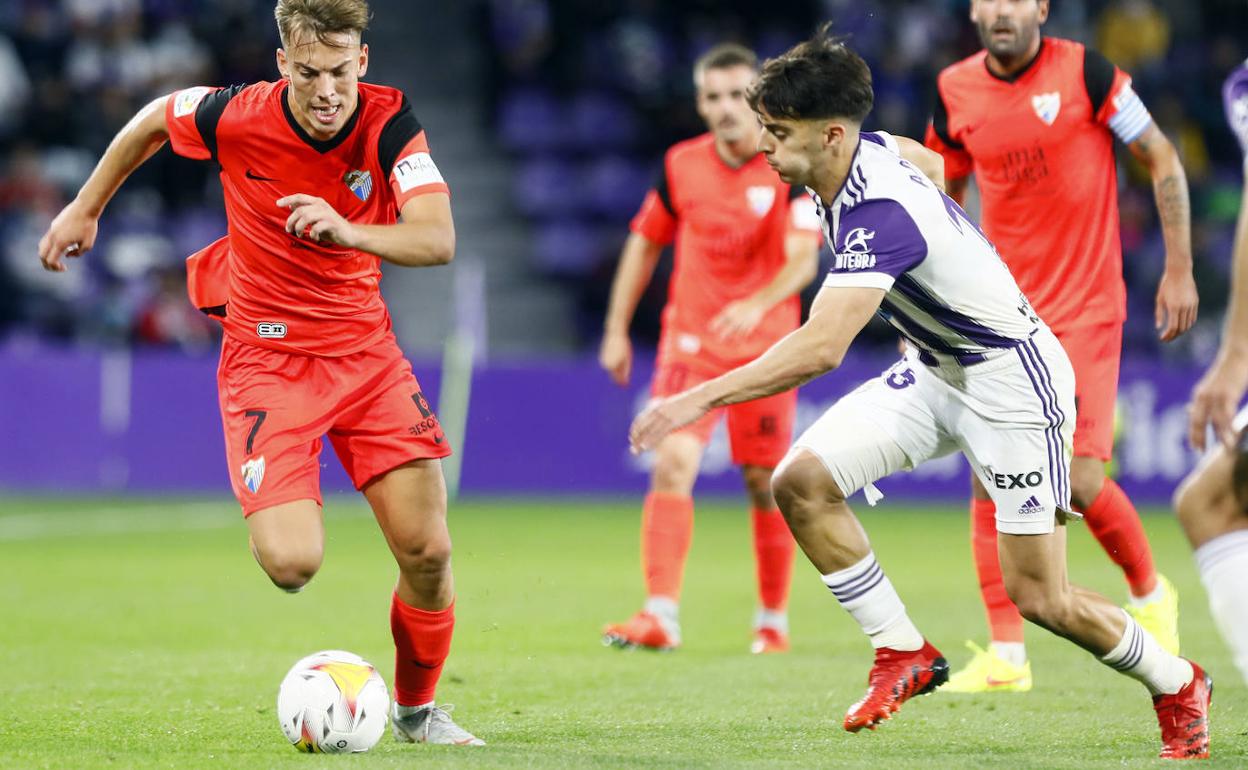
[
  {"xmin": 742, "ymin": 464, "xmax": 777, "ymax": 509},
  {"xmin": 772, "ymin": 453, "xmax": 845, "ymax": 529},
  {"xmin": 652, "ymin": 462, "xmax": 697, "ymax": 495},
  {"xmin": 650, "ymin": 440, "xmax": 701, "ymax": 494},
  {"xmin": 1173, "ymin": 469, "xmax": 1213, "ymax": 527},
  {"xmin": 1004, "ymin": 580, "xmax": 1068, "ymax": 631},
  {"xmin": 395, "ymin": 534, "xmax": 453, "ymax": 579},
  {"xmin": 262, "ymin": 550, "xmax": 322, "ymax": 593},
  {"xmin": 1174, "ymin": 457, "xmax": 1244, "ymax": 546}
]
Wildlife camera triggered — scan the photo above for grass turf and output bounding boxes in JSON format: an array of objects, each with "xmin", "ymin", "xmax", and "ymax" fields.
[{"xmin": 0, "ymin": 496, "xmax": 1242, "ymax": 768}]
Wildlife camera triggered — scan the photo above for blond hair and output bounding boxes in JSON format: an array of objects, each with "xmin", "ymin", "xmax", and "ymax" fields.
[{"xmin": 274, "ymin": 0, "xmax": 370, "ymax": 49}]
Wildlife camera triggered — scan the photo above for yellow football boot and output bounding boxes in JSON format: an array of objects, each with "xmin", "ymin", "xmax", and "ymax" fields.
[
  {"xmin": 1126, "ymin": 573, "xmax": 1180, "ymax": 655},
  {"xmin": 941, "ymin": 640, "xmax": 1033, "ymax": 693}
]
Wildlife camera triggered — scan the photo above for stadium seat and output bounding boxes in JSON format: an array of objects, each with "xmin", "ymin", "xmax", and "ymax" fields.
[
  {"xmin": 497, "ymin": 88, "xmax": 568, "ymax": 154},
  {"xmin": 531, "ymin": 219, "xmax": 602, "ymax": 276},
  {"xmin": 513, "ymin": 157, "xmax": 584, "ymax": 218},
  {"xmin": 580, "ymin": 156, "xmax": 651, "ymax": 219},
  {"xmin": 568, "ymin": 91, "xmax": 638, "ymax": 151}
]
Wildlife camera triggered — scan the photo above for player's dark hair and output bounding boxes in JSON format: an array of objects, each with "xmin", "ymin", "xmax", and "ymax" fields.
[
  {"xmin": 275, "ymin": 0, "xmax": 370, "ymax": 49},
  {"xmin": 693, "ymin": 43, "xmax": 758, "ymax": 84},
  {"xmin": 747, "ymin": 22, "xmax": 873, "ymax": 123}
]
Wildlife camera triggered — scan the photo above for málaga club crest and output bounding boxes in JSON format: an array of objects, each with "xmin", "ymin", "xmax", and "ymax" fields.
[{"xmin": 344, "ymin": 169, "xmax": 373, "ymax": 202}]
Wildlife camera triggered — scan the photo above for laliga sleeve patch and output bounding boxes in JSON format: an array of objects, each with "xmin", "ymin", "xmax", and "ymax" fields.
[
  {"xmin": 173, "ymin": 86, "xmax": 212, "ymax": 118},
  {"xmin": 393, "ymin": 151, "xmax": 444, "ymax": 193}
]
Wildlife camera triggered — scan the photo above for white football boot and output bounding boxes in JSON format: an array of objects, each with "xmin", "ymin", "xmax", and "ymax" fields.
[{"xmin": 391, "ymin": 703, "xmax": 485, "ymax": 746}]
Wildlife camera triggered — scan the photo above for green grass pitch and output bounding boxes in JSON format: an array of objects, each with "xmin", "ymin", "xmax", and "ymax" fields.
[{"xmin": 1, "ymin": 496, "xmax": 1244, "ymax": 768}]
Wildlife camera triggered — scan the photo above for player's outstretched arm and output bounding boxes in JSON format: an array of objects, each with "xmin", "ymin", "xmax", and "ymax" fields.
[
  {"xmin": 1189, "ymin": 160, "xmax": 1248, "ymax": 450},
  {"xmin": 281, "ymin": 191, "xmax": 455, "ymax": 268},
  {"xmin": 709, "ymin": 231, "xmax": 819, "ymax": 341},
  {"xmin": 629, "ymin": 285, "xmax": 884, "ymax": 452},
  {"xmin": 600, "ymin": 232, "xmax": 664, "ymax": 387},
  {"xmin": 1128, "ymin": 122, "xmax": 1199, "ymax": 341},
  {"xmin": 38, "ymin": 95, "xmax": 171, "ymax": 271}
]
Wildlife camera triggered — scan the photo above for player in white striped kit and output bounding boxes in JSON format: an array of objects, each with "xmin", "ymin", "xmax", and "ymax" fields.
[
  {"xmin": 628, "ymin": 29, "xmax": 1211, "ymax": 759},
  {"xmin": 1174, "ymin": 59, "xmax": 1248, "ymax": 688}
]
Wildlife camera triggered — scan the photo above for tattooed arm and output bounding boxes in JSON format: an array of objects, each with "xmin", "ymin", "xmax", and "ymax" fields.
[{"xmin": 1128, "ymin": 122, "xmax": 1198, "ymax": 341}]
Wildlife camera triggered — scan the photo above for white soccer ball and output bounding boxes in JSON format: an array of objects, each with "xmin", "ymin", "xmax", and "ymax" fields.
[{"xmin": 276, "ymin": 650, "xmax": 390, "ymax": 753}]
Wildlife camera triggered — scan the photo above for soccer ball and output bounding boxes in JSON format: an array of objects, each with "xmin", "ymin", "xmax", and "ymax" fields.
[{"xmin": 276, "ymin": 650, "xmax": 390, "ymax": 753}]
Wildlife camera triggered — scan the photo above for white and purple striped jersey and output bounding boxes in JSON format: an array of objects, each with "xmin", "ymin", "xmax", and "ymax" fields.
[
  {"xmin": 1224, "ymin": 60, "xmax": 1248, "ymax": 160},
  {"xmin": 813, "ymin": 131, "xmax": 1042, "ymax": 362}
]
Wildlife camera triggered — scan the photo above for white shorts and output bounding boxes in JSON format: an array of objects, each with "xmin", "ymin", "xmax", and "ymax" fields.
[{"xmin": 791, "ymin": 329, "xmax": 1075, "ymax": 535}]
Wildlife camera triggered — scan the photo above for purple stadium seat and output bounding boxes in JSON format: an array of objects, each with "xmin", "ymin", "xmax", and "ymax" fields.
[
  {"xmin": 581, "ymin": 156, "xmax": 651, "ymax": 219},
  {"xmin": 514, "ymin": 157, "xmax": 583, "ymax": 218},
  {"xmin": 568, "ymin": 91, "xmax": 638, "ymax": 151},
  {"xmin": 532, "ymin": 219, "xmax": 601, "ymax": 275},
  {"xmin": 498, "ymin": 88, "xmax": 568, "ymax": 154}
]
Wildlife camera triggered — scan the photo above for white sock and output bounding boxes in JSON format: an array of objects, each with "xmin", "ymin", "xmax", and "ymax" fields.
[
  {"xmin": 1128, "ymin": 581, "xmax": 1164, "ymax": 606},
  {"xmin": 644, "ymin": 596, "xmax": 681, "ymax": 640},
  {"xmin": 821, "ymin": 552, "xmax": 923, "ymax": 651},
  {"xmin": 990, "ymin": 641, "xmax": 1027, "ymax": 667},
  {"xmin": 754, "ymin": 608, "xmax": 789, "ymax": 633},
  {"xmin": 1101, "ymin": 610, "xmax": 1193, "ymax": 695},
  {"xmin": 395, "ymin": 700, "xmax": 435, "ymax": 716},
  {"xmin": 1195, "ymin": 530, "xmax": 1248, "ymax": 684}
]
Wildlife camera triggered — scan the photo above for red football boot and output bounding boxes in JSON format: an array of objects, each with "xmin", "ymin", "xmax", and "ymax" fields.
[
  {"xmin": 750, "ymin": 626, "xmax": 790, "ymax": 655},
  {"xmin": 843, "ymin": 640, "xmax": 948, "ymax": 732},
  {"xmin": 601, "ymin": 611, "xmax": 680, "ymax": 651},
  {"xmin": 1153, "ymin": 660, "xmax": 1212, "ymax": 760}
]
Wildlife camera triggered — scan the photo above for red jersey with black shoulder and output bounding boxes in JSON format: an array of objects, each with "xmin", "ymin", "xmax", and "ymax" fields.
[
  {"xmin": 630, "ymin": 133, "xmax": 822, "ymax": 365},
  {"xmin": 165, "ymin": 81, "xmax": 449, "ymax": 356},
  {"xmin": 925, "ymin": 37, "xmax": 1152, "ymax": 331}
]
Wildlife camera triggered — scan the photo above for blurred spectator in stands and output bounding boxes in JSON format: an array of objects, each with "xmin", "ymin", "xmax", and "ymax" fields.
[
  {"xmin": 1097, "ymin": 0, "xmax": 1170, "ymax": 76},
  {"xmin": 134, "ymin": 265, "xmax": 220, "ymax": 351},
  {"xmin": 0, "ymin": 34, "xmax": 30, "ymax": 144}
]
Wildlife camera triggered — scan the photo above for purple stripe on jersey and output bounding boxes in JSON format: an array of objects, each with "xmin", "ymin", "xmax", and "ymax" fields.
[
  {"xmin": 1223, "ymin": 62, "xmax": 1248, "ymax": 156},
  {"xmin": 845, "ymin": 172, "xmax": 864, "ymax": 205},
  {"xmin": 861, "ymin": 132, "xmax": 886, "ymax": 147},
  {"xmin": 879, "ymin": 298, "xmax": 975, "ymax": 355},
  {"xmin": 892, "ymin": 275, "xmax": 1022, "ymax": 349}
]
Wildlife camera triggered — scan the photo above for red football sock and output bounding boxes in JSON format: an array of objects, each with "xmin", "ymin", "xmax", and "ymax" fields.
[
  {"xmin": 1081, "ymin": 478, "xmax": 1157, "ymax": 597},
  {"xmin": 390, "ymin": 593, "xmax": 454, "ymax": 707},
  {"xmin": 971, "ymin": 497, "xmax": 1025, "ymax": 643},
  {"xmin": 641, "ymin": 492, "xmax": 694, "ymax": 601},
  {"xmin": 752, "ymin": 507, "xmax": 795, "ymax": 612}
]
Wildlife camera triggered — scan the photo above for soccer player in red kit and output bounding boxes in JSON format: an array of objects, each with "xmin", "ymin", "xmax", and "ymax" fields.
[
  {"xmin": 37, "ymin": 0, "xmax": 482, "ymax": 746},
  {"xmin": 924, "ymin": 0, "xmax": 1199, "ymax": 692},
  {"xmin": 599, "ymin": 44, "xmax": 822, "ymax": 654}
]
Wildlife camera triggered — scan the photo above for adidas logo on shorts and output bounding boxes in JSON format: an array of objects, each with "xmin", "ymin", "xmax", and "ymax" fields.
[{"xmin": 1017, "ymin": 495, "xmax": 1045, "ymax": 516}]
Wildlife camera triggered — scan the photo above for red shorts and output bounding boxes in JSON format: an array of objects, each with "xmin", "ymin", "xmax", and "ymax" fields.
[
  {"xmin": 651, "ymin": 352, "xmax": 795, "ymax": 469},
  {"xmin": 1053, "ymin": 321, "xmax": 1122, "ymax": 461},
  {"xmin": 217, "ymin": 332, "xmax": 451, "ymax": 516}
]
